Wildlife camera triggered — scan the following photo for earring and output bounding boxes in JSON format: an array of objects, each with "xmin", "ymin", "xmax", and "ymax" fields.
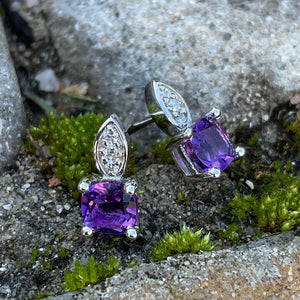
[
  {"xmin": 128, "ymin": 80, "xmax": 245, "ymax": 178},
  {"xmin": 78, "ymin": 114, "xmax": 138, "ymax": 240}
]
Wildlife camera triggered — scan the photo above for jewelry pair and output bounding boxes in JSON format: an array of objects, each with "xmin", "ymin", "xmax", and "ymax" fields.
[{"xmin": 78, "ymin": 81, "xmax": 245, "ymax": 240}]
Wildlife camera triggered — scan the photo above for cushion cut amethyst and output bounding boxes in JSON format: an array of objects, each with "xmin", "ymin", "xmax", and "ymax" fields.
[
  {"xmin": 183, "ymin": 116, "xmax": 236, "ymax": 172},
  {"xmin": 81, "ymin": 181, "xmax": 138, "ymax": 235}
]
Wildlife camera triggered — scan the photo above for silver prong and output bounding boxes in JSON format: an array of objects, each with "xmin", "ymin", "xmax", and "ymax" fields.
[
  {"xmin": 82, "ymin": 226, "xmax": 93, "ymax": 236},
  {"xmin": 184, "ymin": 127, "xmax": 193, "ymax": 138},
  {"xmin": 124, "ymin": 180, "xmax": 138, "ymax": 196},
  {"xmin": 235, "ymin": 146, "xmax": 245, "ymax": 157},
  {"xmin": 78, "ymin": 179, "xmax": 90, "ymax": 193},
  {"xmin": 126, "ymin": 226, "xmax": 138, "ymax": 240},
  {"xmin": 207, "ymin": 107, "xmax": 221, "ymax": 119},
  {"xmin": 206, "ymin": 167, "xmax": 221, "ymax": 178}
]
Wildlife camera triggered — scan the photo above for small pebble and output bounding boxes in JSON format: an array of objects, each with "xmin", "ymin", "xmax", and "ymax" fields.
[
  {"xmin": 56, "ymin": 205, "xmax": 63, "ymax": 214},
  {"xmin": 35, "ymin": 69, "xmax": 60, "ymax": 92},
  {"xmin": 31, "ymin": 196, "xmax": 38, "ymax": 203},
  {"xmin": 64, "ymin": 203, "xmax": 71, "ymax": 211},
  {"xmin": 21, "ymin": 183, "xmax": 30, "ymax": 190},
  {"xmin": 3, "ymin": 204, "xmax": 12, "ymax": 210}
]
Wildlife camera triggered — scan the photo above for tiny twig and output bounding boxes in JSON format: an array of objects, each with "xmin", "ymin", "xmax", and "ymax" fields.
[
  {"xmin": 26, "ymin": 129, "xmax": 48, "ymax": 164},
  {"xmin": 23, "ymin": 91, "xmax": 56, "ymax": 115}
]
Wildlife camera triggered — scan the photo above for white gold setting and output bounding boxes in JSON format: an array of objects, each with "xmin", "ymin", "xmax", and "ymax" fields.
[
  {"xmin": 78, "ymin": 179, "xmax": 91, "ymax": 193},
  {"xmin": 124, "ymin": 179, "xmax": 138, "ymax": 196},
  {"xmin": 236, "ymin": 146, "xmax": 246, "ymax": 157},
  {"xmin": 79, "ymin": 114, "xmax": 139, "ymax": 240},
  {"xmin": 94, "ymin": 114, "xmax": 128, "ymax": 180},
  {"xmin": 82, "ymin": 226, "xmax": 93, "ymax": 236},
  {"xmin": 141, "ymin": 80, "xmax": 245, "ymax": 178},
  {"xmin": 155, "ymin": 81, "xmax": 192, "ymax": 130},
  {"xmin": 126, "ymin": 226, "xmax": 139, "ymax": 240}
]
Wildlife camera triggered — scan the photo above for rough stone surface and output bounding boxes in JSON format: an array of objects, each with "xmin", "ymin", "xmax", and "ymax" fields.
[
  {"xmin": 0, "ymin": 145, "xmax": 298, "ymax": 299},
  {"xmin": 0, "ymin": 153, "xmax": 237, "ymax": 299},
  {"xmin": 0, "ymin": 17, "xmax": 26, "ymax": 170},
  {"xmin": 51, "ymin": 232, "xmax": 300, "ymax": 300},
  {"xmin": 1, "ymin": 1, "xmax": 300, "ymax": 299},
  {"xmin": 42, "ymin": 0, "xmax": 300, "ymax": 132}
]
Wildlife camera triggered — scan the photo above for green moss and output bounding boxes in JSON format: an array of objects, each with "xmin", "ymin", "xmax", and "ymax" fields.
[
  {"xmin": 286, "ymin": 110, "xmax": 300, "ymax": 150},
  {"xmin": 227, "ymin": 110, "xmax": 300, "ymax": 235},
  {"xmin": 30, "ymin": 247, "xmax": 38, "ymax": 265},
  {"xmin": 43, "ymin": 260, "xmax": 52, "ymax": 270},
  {"xmin": 177, "ymin": 192, "xmax": 190, "ymax": 205},
  {"xmin": 254, "ymin": 229, "xmax": 264, "ymax": 238},
  {"xmin": 125, "ymin": 142, "xmax": 138, "ymax": 177},
  {"xmin": 58, "ymin": 247, "xmax": 69, "ymax": 259},
  {"xmin": 127, "ymin": 259, "xmax": 137, "ymax": 268},
  {"xmin": 16, "ymin": 261, "xmax": 21, "ymax": 268},
  {"xmin": 218, "ymin": 224, "xmax": 242, "ymax": 243},
  {"xmin": 56, "ymin": 231, "xmax": 64, "ymax": 240},
  {"xmin": 228, "ymin": 173, "xmax": 300, "ymax": 232},
  {"xmin": 31, "ymin": 291, "xmax": 55, "ymax": 299},
  {"xmin": 62, "ymin": 255, "xmax": 119, "ymax": 291},
  {"xmin": 151, "ymin": 225, "xmax": 214, "ymax": 262},
  {"xmin": 151, "ymin": 138, "xmax": 174, "ymax": 164},
  {"xmin": 247, "ymin": 135, "xmax": 258, "ymax": 147},
  {"xmin": 26, "ymin": 112, "xmax": 137, "ymax": 198}
]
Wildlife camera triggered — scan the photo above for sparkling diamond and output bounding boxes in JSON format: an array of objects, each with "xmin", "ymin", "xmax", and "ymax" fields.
[
  {"xmin": 183, "ymin": 116, "xmax": 236, "ymax": 172},
  {"xmin": 96, "ymin": 122, "xmax": 126, "ymax": 176},
  {"xmin": 81, "ymin": 181, "xmax": 138, "ymax": 234},
  {"xmin": 155, "ymin": 82, "xmax": 191, "ymax": 130}
]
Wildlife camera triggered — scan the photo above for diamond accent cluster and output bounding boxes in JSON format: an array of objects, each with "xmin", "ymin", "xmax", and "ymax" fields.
[
  {"xmin": 94, "ymin": 121, "xmax": 126, "ymax": 177},
  {"xmin": 157, "ymin": 82, "xmax": 190, "ymax": 129}
]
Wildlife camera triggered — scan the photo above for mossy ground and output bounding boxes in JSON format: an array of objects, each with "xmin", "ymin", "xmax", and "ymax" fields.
[
  {"xmin": 62, "ymin": 256, "xmax": 119, "ymax": 291},
  {"xmin": 225, "ymin": 109, "xmax": 300, "ymax": 237},
  {"xmin": 26, "ymin": 112, "xmax": 137, "ymax": 199},
  {"xmin": 151, "ymin": 225, "xmax": 214, "ymax": 262},
  {"xmin": 22, "ymin": 103, "xmax": 300, "ymax": 293}
]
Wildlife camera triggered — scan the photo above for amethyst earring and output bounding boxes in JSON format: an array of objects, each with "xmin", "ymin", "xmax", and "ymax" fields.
[
  {"xmin": 78, "ymin": 114, "xmax": 138, "ymax": 239},
  {"xmin": 128, "ymin": 80, "xmax": 245, "ymax": 178}
]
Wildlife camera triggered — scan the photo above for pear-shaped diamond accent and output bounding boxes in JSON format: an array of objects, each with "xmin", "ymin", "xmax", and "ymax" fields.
[
  {"xmin": 93, "ymin": 115, "xmax": 128, "ymax": 178},
  {"xmin": 155, "ymin": 82, "xmax": 191, "ymax": 130}
]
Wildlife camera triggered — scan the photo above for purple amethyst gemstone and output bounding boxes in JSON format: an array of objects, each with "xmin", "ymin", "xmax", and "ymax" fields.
[
  {"xmin": 81, "ymin": 181, "xmax": 138, "ymax": 235},
  {"xmin": 183, "ymin": 116, "xmax": 236, "ymax": 172}
]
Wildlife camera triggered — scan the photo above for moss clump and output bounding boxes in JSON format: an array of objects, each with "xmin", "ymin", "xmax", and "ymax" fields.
[
  {"xmin": 152, "ymin": 138, "xmax": 174, "ymax": 164},
  {"xmin": 26, "ymin": 112, "xmax": 137, "ymax": 198},
  {"xmin": 218, "ymin": 224, "xmax": 242, "ymax": 243},
  {"xmin": 56, "ymin": 231, "xmax": 64, "ymax": 240},
  {"xmin": 43, "ymin": 260, "xmax": 52, "ymax": 270},
  {"xmin": 30, "ymin": 247, "xmax": 38, "ymax": 265},
  {"xmin": 31, "ymin": 291, "xmax": 55, "ymax": 299},
  {"xmin": 247, "ymin": 135, "xmax": 258, "ymax": 147},
  {"xmin": 151, "ymin": 225, "xmax": 214, "ymax": 262},
  {"xmin": 228, "ymin": 172, "xmax": 300, "ymax": 232},
  {"xmin": 62, "ymin": 255, "xmax": 119, "ymax": 291},
  {"xmin": 177, "ymin": 192, "xmax": 190, "ymax": 205},
  {"xmin": 286, "ymin": 110, "xmax": 300, "ymax": 150},
  {"xmin": 127, "ymin": 259, "xmax": 137, "ymax": 268},
  {"xmin": 58, "ymin": 247, "xmax": 69, "ymax": 259}
]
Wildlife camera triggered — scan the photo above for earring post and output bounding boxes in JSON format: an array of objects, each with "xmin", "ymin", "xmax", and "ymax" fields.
[{"xmin": 126, "ymin": 111, "xmax": 164, "ymax": 135}]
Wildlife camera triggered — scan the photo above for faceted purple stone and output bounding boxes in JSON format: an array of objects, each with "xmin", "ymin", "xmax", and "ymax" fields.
[
  {"xmin": 183, "ymin": 116, "xmax": 236, "ymax": 172},
  {"xmin": 81, "ymin": 181, "xmax": 138, "ymax": 235}
]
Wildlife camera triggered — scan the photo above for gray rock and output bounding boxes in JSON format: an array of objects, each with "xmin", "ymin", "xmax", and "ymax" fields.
[
  {"xmin": 0, "ymin": 17, "xmax": 26, "ymax": 170},
  {"xmin": 51, "ymin": 232, "xmax": 300, "ymax": 300},
  {"xmin": 35, "ymin": 69, "xmax": 60, "ymax": 92},
  {"xmin": 42, "ymin": 0, "xmax": 300, "ymax": 133}
]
